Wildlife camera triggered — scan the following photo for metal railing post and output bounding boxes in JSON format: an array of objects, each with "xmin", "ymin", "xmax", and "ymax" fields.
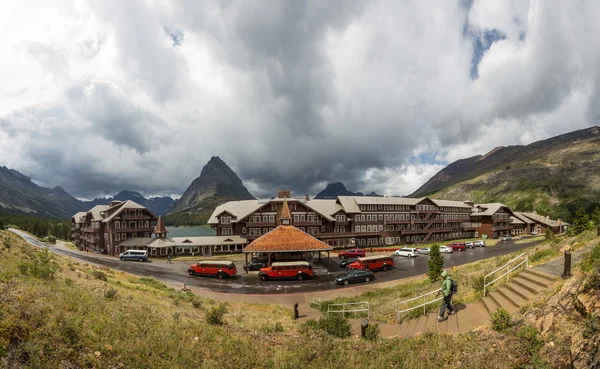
[
  {"xmin": 423, "ymin": 296, "xmax": 426, "ymax": 314},
  {"xmin": 506, "ymin": 264, "xmax": 509, "ymax": 282}
]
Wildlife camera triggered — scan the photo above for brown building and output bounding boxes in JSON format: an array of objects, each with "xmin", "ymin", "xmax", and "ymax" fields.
[
  {"xmin": 514, "ymin": 212, "xmax": 568, "ymax": 234},
  {"xmin": 209, "ymin": 191, "xmax": 479, "ymax": 248},
  {"xmin": 71, "ymin": 200, "xmax": 157, "ymax": 255},
  {"xmin": 471, "ymin": 203, "xmax": 515, "ymax": 239}
]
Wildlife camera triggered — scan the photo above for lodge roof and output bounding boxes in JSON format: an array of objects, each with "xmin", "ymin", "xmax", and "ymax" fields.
[
  {"xmin": 517, "ymin": 212, "xmax": 567, "ymax": 227},
  {"xmin": 118, "ymin": 235, "xmax": 247, "ymax": 248},
  {"xmin": 472, "ymin": 203, "xmax": 512, "ymax": 217},
  {"xmin": 243, "ymin": 226, "xmax": 333, "ymax": 253},
  {"xmin": 155, "ymin": 215, "xmax": 168, "ymax": 234},
  {"xmin": 72, "ymin": 212, "xmax": 87, "ymax": 224}
]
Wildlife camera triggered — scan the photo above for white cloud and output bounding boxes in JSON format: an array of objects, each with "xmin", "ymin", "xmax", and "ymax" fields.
[{"xmin": 0, "ymin": 0, "xmax": 599, "ymax": 199}]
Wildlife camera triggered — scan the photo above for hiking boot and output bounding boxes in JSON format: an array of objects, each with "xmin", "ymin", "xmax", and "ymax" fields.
[
  {"xmin": 449, "ymin": 311, "xmax": 456, "ymax": 315},
  {"xmin": 437, "ymin": 316, "xmax": 444, "ymax": 322}
]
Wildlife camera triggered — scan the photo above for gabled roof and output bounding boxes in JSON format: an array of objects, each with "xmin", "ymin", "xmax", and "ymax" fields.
[
  {"xmin": 207, "ymin": 200, "xmax": 264, "ymax": 224},
  {"xmin": 336, "ymin": 196, "xmax": 361, "ymax": 213},
  {"xmin": 89, "ymin": 205, "xmax": 109, "ymax": 221},
  {"xmin": 510, "ymin": 216, "xmax": 525, "ymax": 224},
  {"xmin": 512, "ymin": 212, "xmax": 535, "ymax": 224},
  {"xmin": 243, "ymin": 226, "xmax": 333, "ymax": 253},
  {"xmin": 118, "ymin": 235, "xmax": 247, "ymax": 248},
  {"xmin": 72, "ymin": 212, "xmax": 87, "ymax": 224},
  {"xmin": 471, "ymin": 203, "xmax": 512, "ymax": 216},
  {"xmin": 430, "ymin": 199, "xmax": 473, "ymax": 209},
  {"xmin": 101, "ymin": 200, "xmax": 156, "ymax": 223},
  {"xmin": 303, "ymin": 200, "xmax": 341, "ymax": 220},
  {"xmin": 353, "ymin": 196, "xmax": 421, "ymax": 206},
  {"xmin": 517, "ymin": 212, "xmax": 565, "ymax": 227}
]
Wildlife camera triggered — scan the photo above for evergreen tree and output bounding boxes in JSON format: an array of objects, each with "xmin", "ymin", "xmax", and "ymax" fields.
[
  {"xmin": 573, "ymin": 207, "xmax": 589, "ymax": 234},
  {"xmin": 427, "ymin": 243, "xmax": 444, "ymax": 283},
  {"xmin": 591, "ymin": 206, "xmax": 600, "ymax": 227}
]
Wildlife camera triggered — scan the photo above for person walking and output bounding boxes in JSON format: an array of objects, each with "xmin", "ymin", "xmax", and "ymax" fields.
[
  {"xmin": 438, "ymin": 270, "xmax": 455, "ymax": 322},
  {"xmin": 167, "ymin": 254, "xmax": 172, "ymax": 264}
]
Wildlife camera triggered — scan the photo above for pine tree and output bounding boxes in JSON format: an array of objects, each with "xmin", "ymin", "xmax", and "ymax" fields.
[
  {"xmin": 591, "ymin": 206, "xmax": 600, "ymax": 227},
  {"xmin": 428, "ymin": 243, "xmax": 444, "ymax": 283},
  {"xmin": 573, "ymin": 207, "xmax": 589, "ymax": 234}
]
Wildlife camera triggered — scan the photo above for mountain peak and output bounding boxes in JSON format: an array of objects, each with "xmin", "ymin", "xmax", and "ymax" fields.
[
  {"xmin": 114, "ymin": 190, "xmax": 144, "ymax": 200},
  {"xmin": 315, "ymin": 182, "xmax": 367, "ymax": 199}
]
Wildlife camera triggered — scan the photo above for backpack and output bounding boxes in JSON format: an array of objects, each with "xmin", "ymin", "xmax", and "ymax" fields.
[{"xmin": 451, "ymin": 279, "xmax": 458, "ymax": 294}]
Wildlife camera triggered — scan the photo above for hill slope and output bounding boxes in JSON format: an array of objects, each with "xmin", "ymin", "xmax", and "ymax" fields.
[
  {"xmin": 168, "ymin": 156, "xmax": 255, "ymax": 225},
  {"xmin": 410, "ymin": 126, "xmax": 600, "ymax": 220}
]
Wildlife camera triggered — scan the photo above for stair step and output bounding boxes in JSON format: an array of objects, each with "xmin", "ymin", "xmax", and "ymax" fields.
[
  {"xmin": 489, "ymin": 291, "xmax": 518, "ymax": 313},
  {"xmin": 405, "ymin": 315, "xmax": 420, "ymax": 335},
  {"xmin": 397, "ymin": 318, "xmax": 412, "ymax": 337},
  {"xmin": 447, "ymin": 313, "xmax": 459, "ymax": 333},
  {"xmin": 511, "ymin": 276, "xmax": 541, "ymax": 294},
  {"xmin": 523, "ymin": 268, "xmax": 556, "ymax": 282},
  {"xmin": 504, "ymin": 281, "xmax": 536, "ymax": 301},
  {"xmin": 518, "ymin": 272, "xmax": 552, "ymax": 288},
  {"xmin": 424, "ymin": 313, "xmax": 440, "ymax": 332},
  {"xmin": 497, "ymin": 286, "xmax": 527, "ymax": 308},
  {"xmin": 481, "ymin": 295, "xmax": 501, "ymax": 314},
  {"xmin": 413, "ymin": 314, "xmax": 429, "ymax": 334}
]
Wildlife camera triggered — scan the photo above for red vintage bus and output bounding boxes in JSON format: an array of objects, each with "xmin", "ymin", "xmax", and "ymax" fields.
[
  {"xmin": 258, "ymin": 261, "xmax": 314, "ymax": 281},
  {"xmin": 348, "ymin": 256, "xmax": 394, "ymax": 271},
  {"xmin": 187, "ymin": 261, "xmax": 237, "ymax": 279}
]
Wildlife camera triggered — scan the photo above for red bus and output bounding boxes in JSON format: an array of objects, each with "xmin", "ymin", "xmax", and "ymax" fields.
[
  {"xmin": 348, "ymin": 256, "xmax": 394, "ymax": 271},
  {"xmin": 258, "ymin": 261, "xmax": 314, "ymax": 281},
  {"xmin": 188, "ymin": 261, "xmax": 237, "ymax": 279}
]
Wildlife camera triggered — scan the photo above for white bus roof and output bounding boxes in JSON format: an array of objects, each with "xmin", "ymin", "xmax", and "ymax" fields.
[
  {"xmin": 271, "ymin": 261, "xmax": 310, "ymax": 267},
  {"xmin": 357, "ymin": 256, "xmax": 392, "ymax": 262},
  {"xmin": 197, "ymin": 260, "xmax": 235, "ymax": 265}
]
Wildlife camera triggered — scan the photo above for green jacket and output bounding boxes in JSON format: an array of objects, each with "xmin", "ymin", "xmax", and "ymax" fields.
[{"xmin": 442, "ymin": 276, "xmax": 453, "ymax": 297}]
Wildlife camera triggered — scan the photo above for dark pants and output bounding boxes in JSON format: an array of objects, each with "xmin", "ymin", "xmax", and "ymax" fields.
[{"xmin": 439, "ymin": 294, "xmax": 454, "ymax": 317}]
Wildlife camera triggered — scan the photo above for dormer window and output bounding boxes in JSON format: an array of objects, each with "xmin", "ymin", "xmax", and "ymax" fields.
[
  {"xmin": 271, "ymin": 203, "xmax": 277, "ymax": 211},
  {"xmin": 220, "ymin": 216, "xmax": 231, "ymax": 224},
  {"xmin": 290, "ymin": 202, "xmax": 296, "ymax": 210}
]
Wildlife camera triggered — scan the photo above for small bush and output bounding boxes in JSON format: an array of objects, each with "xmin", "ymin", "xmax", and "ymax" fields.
[
  {"xmin": 207, "ymin": 303, "xmax": 228, "ymax": 325},
  {"xmin": 191, "ymin": 298, "xmax": 203, "ymax": 309},
  {"xmin": 530, "ymin": 249, "xmax": 557, "ymax": 263},
  {"xmin": 92, "ymin": 270, "xmax": 108, "ymax": 282},
  {"xmin": 139, "ymin": 277, "xmax": 168, "ymax": 291},
  {"xmin": 18, "ymin": 248, "xmax": 57, "ymax": 279},
  {"xmin": 318, "ymin": 314, "xmax": 351, "ymax": 338},
  {"xmin": 104, "ymin": 288, "xmax": 118, "ymax": 299},
  {"xmin": 3, "ymin": 238, "xmax": 12, "ymax": 249},
  {"xmin": 490, "ymin": 308, "xmax": 512, "ymax": 331},
  {"xmin": 364, "ymin": 323, "xmax": 379, "ymax": 341},
  {"xmin": 298, "ymin": 319, "xmax": 320, "ymax": 335},
  {"xmin": 472, "ymin": 275, "xmax": 485, "ymax": 294},
  {"xmin": 517, "ymin": 324, "xmax": 544, "ymax": 355},
  {"xmin": 65, "ymin": 278, "xmax": 74, "ymax": 287},
  {"xmin": 261, "ymin": 322, "xmax": 285, "ymax": 333}
]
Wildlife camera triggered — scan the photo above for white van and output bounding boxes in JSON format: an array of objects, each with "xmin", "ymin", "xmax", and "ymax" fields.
[
  {"xmin": 395, "ymin": 248, "xmax": 418, "ymax": 258},
  {"xmin": 119, "ymin": 250, "xmax": 148, "ymax": 262}
]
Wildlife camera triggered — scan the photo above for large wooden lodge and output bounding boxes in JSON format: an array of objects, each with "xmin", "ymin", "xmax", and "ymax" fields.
[{"xmin": 208, "ymin": 190, "xmax": 568, "ymax": 248}]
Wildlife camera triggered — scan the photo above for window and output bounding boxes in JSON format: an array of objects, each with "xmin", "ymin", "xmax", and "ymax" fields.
[
  {"xmin": 271, "ymin": 203, "xmax": 277, "ymax": 211},
  {"xmin": 366, "ymin": 215, "xmax": 371, "ymax": 222},
  {"xmin": 300, "ymin": 215, "xmax": 305, "ymax": 221},
  {"xmin": 115, "ymin": 222, "xmax": 120, "ymax": 229},
  {"xmin": 220, "ymin": 216, "xmax": 231, "ymax": 224},
  {"xmin": 321, "ymin": 226, "xmax": 326, "ymax": 232},
  {"xmin": 122, "ymin": 233, "xmax": 127, "ymax": 240},
  {"xmin": 145, "ymin": 221, "xmax": 149, "ymax": 227},
  {"xmin": 115, "ymin": 234, "xmax": 121, "ymax": 241},
  {"xmin": 340, "ymin": 226, "xmax": 346, "ymax": 232},
  {"xmin": 269, "ymin": 215, "xmax": 275, "ymax": 223},
  {"xmin": 144, "ymin": 232, "xmax": 149, "ymax": 238},
  {"xmin": 242, "ymin": 227, "xmax": 247, "ymax": 234},
  {"xmin": 132, "ymin": 233, "xmax": 138, "ymax": 238},
  {"xmin": 361, "ymin": 225, "xmax": 366, "ymax": 232},
  {"xmin": 379, "ymin": 225, "xmax": 383, "ymax": 231},
  {"xmin": 294, "ymin": 215, "xmax": 299, "ymax": 222},
  {"xmin": 367, "ymin": 225, "xmax": 372, "ymax": 232},
  {"xmin": 290, "ymin": 202, "xmax": 296, "ymax": 210},
  {"xmin": 129, "ymin": 221, "xmax": 136, "ymax": 228},
  {"xmin": 355, "ymin": 226, "xmax": 360, "ymax": 233},
  {"xmin": 379, "ymin": 214, "xmax": 383, "ymax": 221}
]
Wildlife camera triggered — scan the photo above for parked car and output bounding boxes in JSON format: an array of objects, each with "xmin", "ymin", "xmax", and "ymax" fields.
[
  {"xmin": 474, "ymin": 240, "xmax": 486, "ymax": 247},
  {"xmin": 339, "ymin": 257, "xmax": 358, "ymax": 269},
  {"xmin": 447, "ymin": 242, "xmax": 466, "ymax": 251},
  {"xmin": 258, "ymin": 261, "xmax": 313, "ymax": 281},
  {"xmin": 338, "ymin": 249, "xmax": 366, "ymax": 259},
  {"xmin": 418, "ymin": 248, "xmax": 431, "ymax": 255},
  {"xmin": 349, "ymin": 256, "xmax": 394, "ymax": 271},
  {"xmin": 465, "ymin": 241, "xmax": 474, "ymax": 249},
  {"xmin": 439, "ymin": 245, "xmax": 453, "ymax": 254},
  {"xmin": 335, "ymin": 270, "xmax": 375, "ymax": 285},
  {"xmin": 188, "ymin": 261, "xmax": 237, "ymax": 279},
  {"xmin": 243, "ymin": 260, "xmax": 267, "ymax": 271},
  {"xmin": 395, "ymin": 247, "xmax": 418, "ymax": 258},
  {"xmin": 119, "ymin": 250, "xmax": 148, "ymax": 262},
  {"xmin": 530, "ymin": 231, "xmax": 538, "ymax": 235},
  {"xmin": 252, "ymin": 253, "xmax": 273, "ymax": 263},
  {"xmin": 501, "ymin": 235, "xmax": 513, "ymax": 241}
]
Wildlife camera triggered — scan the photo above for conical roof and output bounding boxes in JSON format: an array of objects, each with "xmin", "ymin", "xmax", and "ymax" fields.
[
  {"xmin": 155, "ymin": 215, "xmax": 168, "ymax": 234},
  {"xmin": 243, "ymin": 226, "xmax": 333, "ymax": 252},
  {"xmin": 281, "ymin": 197, "xmax": 291, "ymax": 220}
]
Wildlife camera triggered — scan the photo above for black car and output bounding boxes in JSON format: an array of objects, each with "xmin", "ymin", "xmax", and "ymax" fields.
[
  {"xmin": 339, "ymin": 257, "xmax": 358, "ymax": 269},
  {"xmin": 335, "ymin": 270, "xmax": 374, "ymax": 285},
  {"xmin": 243, "ymin": 260, "xmax": 267, "ymax": 271}
]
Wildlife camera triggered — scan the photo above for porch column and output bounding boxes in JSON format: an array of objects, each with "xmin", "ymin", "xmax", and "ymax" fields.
[{"xmin": 245, "ymin": 253, "xmax": 248, "ymax": 274}]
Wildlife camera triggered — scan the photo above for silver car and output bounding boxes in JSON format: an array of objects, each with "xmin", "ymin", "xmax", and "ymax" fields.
[
  {"xmin": 474, "ymin": 240, "xmax": 486, "ymax": 247},
  {"xmin": 439, "ymin": 246, "xmax": 453, "ymax": 254},
  {"xmin": 418, "ymin": 248, "xmax": 430, "ymax": 255}
]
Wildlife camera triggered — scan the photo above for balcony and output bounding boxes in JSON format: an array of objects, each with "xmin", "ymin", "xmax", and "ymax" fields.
[
  {"xmin": 492, "ymin": 225, "xmax": 513, "ymax": 232},
  {"xmin": 71, "ymin": 233, "xmax": 79, "ymax": 239},
  {"xmin": 414, "ymin": 209, "xmax": 441, "ymax": 214},
  {"xmin": 318, "ymin": 232, "xmax": 357, "ymax": 239},
  {"xmin": 293, "ymin": 220, "xmax": 322, "ymax": 226},
  {"xmin": 384, "ymin": 219, "xmax": 411, "ymax": 225},
  {"xmin": 334, "ymin": 221, "xmax": 349, "ymax": 226},
  {"xmin": 401, "ymin": 229, "xmax": 426, "ymax": 235},
  {"xmin": 115, "ymin": 227, "xmax": 154, "ymax": 233},
  {"xmin": 121, "ymin": 215, "xmax": 152, "ymax": 221},
  {"xmin": 246, "ymin": 221, "xmax": 276, "ymax": 227},
  {"xmin": 81, "ymin": 227, "xmax": 97, "ymax": 233}
]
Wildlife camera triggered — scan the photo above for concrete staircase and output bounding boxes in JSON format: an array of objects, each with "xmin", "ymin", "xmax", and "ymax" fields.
[{"xmin": 481, "ymin": 268, "xmax": 555, "ymax": 315}]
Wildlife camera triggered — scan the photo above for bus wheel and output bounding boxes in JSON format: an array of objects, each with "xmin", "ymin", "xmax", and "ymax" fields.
[
  {"xmin": 382, "ymin": 265, "xmax": 389, "ymax": 271},
  {"xmin": 188, "ymin": 271, "xmax": 194, "ymax": 276},
  {"xmin": 296, "ymin": 274, "xmax": 304, "ymax": 281},
  {"xmin": 261, "ymin": 275, "xmax": 268, "ymax": 281},
  {"xmin": 217, "ymin": 273, "xmax": 224, "ymax": 280}
]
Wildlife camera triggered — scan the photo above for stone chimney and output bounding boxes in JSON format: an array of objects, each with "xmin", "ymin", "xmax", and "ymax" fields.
[
  {"xmin": 277, "ymin": 190, "xmax": 291, "ymax": 199},
  {"xmin": 305, "ymin": 194, "xmax": 310, "ymax": 201}
]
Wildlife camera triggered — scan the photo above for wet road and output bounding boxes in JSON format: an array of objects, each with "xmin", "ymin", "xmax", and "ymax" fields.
[{"xmin": 10, "ymin": 229, "xmax": 542, "ymax": 295}]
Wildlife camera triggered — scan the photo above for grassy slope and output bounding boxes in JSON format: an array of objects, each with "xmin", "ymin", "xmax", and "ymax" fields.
[
  {"xmin": 429, "ymin": 141, "xmax": 600, "ymax": 221},
  {"xmin": 1, "ymin": 230, "xmax": 595, "ymax": 368}
]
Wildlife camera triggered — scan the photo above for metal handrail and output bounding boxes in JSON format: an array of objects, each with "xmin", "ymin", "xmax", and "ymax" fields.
[
  {"xmin": 310, "ymin": 298, "xmax": 321, "ymax": 308},
  {"xmin": 483, "ymin": 252, "xmax": 529, "ymax": 296},
  {"xmin": 397, "ymin": 288, "xmax": 443, "ymax": 321},
  {"xmin": 327, "ymin": 301, "xmax": 370, "ymax": 318}
]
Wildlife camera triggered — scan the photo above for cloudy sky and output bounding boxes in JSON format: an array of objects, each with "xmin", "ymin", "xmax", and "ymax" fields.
[{"xmin": 1, "ymin": 0, "xmax": 599, "ymax": 200}]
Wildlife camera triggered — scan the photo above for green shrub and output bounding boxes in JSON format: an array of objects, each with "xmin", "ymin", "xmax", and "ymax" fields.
[
  {"xmin": 517, "ymin": 324, "xmax": 544, "ymax": 355},
  {"xmin": 104, "ymin": 288, "xmax": 118, "ymax": 299},
  {"xmin": 530, "ymin": 249, "xmax": 557, "ymax": 263},
  {"xmin": 191, "ymin": 297, "xmax": 203, "ymax": 309},
  {"xmin": 3, "ymin": 238, "xmax": 12, "ymax": 249},
  {"xmin": 18, "ymin": 248, "xmax": 56, "ymax": 279},
  {"xmin": 544, "ymin": 228, "xmax": 554, "ymax": 242},
  {"xmin": 472, "ymin": 275, "xmax": 485, "ymax": 294},
  {"xmin": 490, "ymin": 308, "xmax": 512, "ymax": 331},
  {"xmin": 318, "ymin": 314, "xmax": 351, "ymax": 338},
  {"xmin": 207, "ymin": 303, "xmax": 228, "ymax": 325},
  {"xmin": 65, "ymin": 278, "xmax": 74, "ymax": 287},
  {"xmin": 261, "ymin": 322, "xmax": 285, "ymax": 333},
  {"xmin": 92, "ymin": 270, "xmax": 108, "ymax": 282},
  {"xmin": 298, "ymin": 318, "xmax": 320, "ymax": 335},
  {"xmin": 364, "ymin": 323, "xmax": 379, "ymax": 341},
  {"xmin": 139, "ymin": 277, "xmax": 168, "ymax": 291}
]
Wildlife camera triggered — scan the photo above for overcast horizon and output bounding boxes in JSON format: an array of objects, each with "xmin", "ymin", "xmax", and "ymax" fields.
[{"xmin": 1, "ymin": 0, "xmax": 599, "ymax": 200}]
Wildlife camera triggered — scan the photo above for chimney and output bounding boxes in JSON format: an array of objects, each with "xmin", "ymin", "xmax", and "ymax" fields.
[
  {"xmin": 277, "ymin": 190, "xmax": 291, "ymax": 199},
  {"xmin": 109, "ymin": 201, "xmax": 121, "ymax": 208},
  {"xmin": 305, "ymin": 194, "xmax": 310, "ymax": 201}
]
